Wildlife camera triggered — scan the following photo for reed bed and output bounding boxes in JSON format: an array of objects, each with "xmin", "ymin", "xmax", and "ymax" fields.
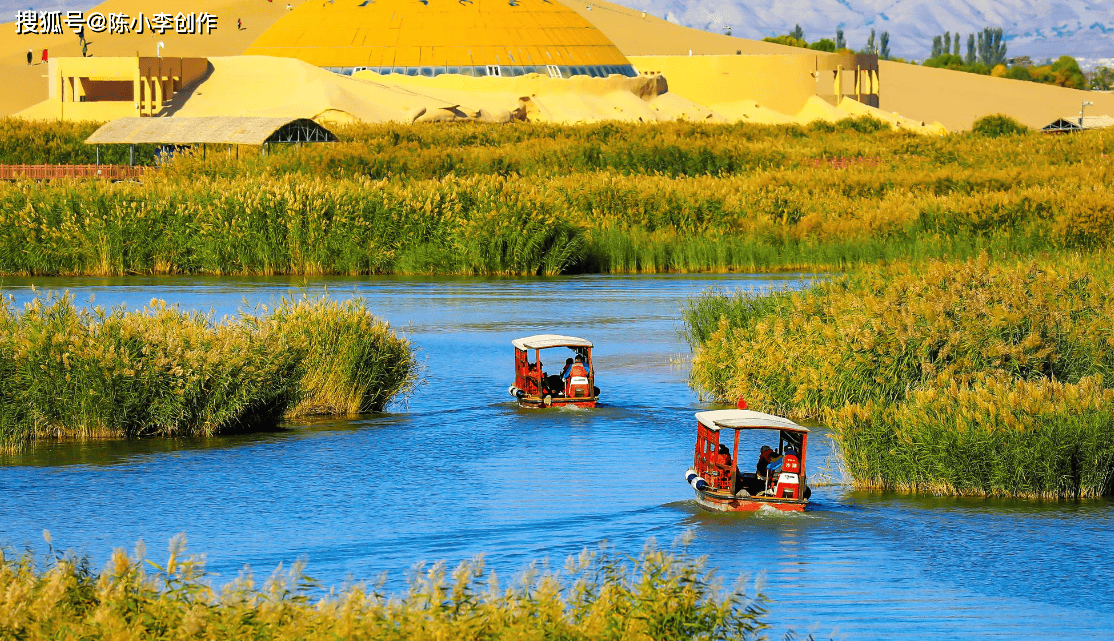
[
  {"xmin": 684, "ymin": 255, "xmax": 1114, "ymax": 498},
  {"xmin": 0, "ymin": 535, "xmax": 768, "ymax": 641},
  {"xmin": 0, "ymin": 119, "xmax": 1111, "ymax": 276},
  {"xmin": 0, "ymin": 294, "xmax": 415, "ymax": 450},
  {"xmin": 0, "ymin": 158, "xmax": 1111, "ymax": 276}
]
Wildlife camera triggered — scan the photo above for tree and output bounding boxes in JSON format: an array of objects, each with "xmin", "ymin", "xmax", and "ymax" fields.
[
  {"xmin": 791, "ymin": 23, "xmax": 805, "ymax": 41},
  {"xmin": 965, "ymin": 34, "xmax": 976, "ymax": 65},
  {"xmin": 865, "ymin": 28, "xmax": 877, "ymax": 55},
  {"xmin": 977, "ymin": 27, "xmax": 1007, "ymax": 66},
  {"xmin": 944, "ymin": 31, "xmax": 951, "ymax": 54},
  {"xmin": 763, "ymin": 35, "xmax": 808, "ymax": 48},
  {"xmin": 1050, "ymin": 55, "xmax": 1085, "ymax": 89},
  {"xmin": 809, "ymin": 38, "xmax": 836, "ymax": 52},
  {"xmin": 1091, "ymin": 66, "xmax": 1114, "ymax": 91},
  {"xmin": 931, "ymin": 35, "xmax": 943, "ymax": 59},
  {"xmin": 836, "ymin": 28, "xmax": 846, "ymax": 50},
  {"xmin": 880, "ymin": 31, "xmax": 890, "ymax": 59},
  {"xmin": 1005, "ymin": 65, "xmax": 1030, "ymax": 81},
  {"xmin": 953, "ymin": 37, "xmax": 960, "ymax": 56}
]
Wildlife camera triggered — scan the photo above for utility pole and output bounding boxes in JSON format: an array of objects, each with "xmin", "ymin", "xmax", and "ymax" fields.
[{"xmin": 1080, "ymin": 100, "xmax": 1093, "ymax": 127}]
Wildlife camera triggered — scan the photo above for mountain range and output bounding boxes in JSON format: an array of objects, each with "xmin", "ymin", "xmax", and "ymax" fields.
[{"xmin": 606, "ymin": 0, "xmax": 1114, "ymax": 67}]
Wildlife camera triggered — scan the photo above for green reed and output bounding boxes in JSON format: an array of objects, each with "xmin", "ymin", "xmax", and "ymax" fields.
[
  {"xmin": 0, "ymin": 534, "xmax": 768, "ymax": 641},
  {"xmin": 1, "ymin": 119, "xmax": 1111, "ymax": 276},
  {"xmin": 684, "ymin": 254, "xmax": 1114, "ymax": 498},
  {"xmin": 0, "ymin": 293, "xmax": 415, "ymax": 450}
]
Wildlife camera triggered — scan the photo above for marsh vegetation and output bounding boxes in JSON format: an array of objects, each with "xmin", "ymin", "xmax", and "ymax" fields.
[
  {"xmin": 1, "ymin": 119, "xmax": 1111, "ymax": 276},
  {"xmin": 684, "ymin": 255, "xmax": 1114, "ymax": 498},
  {"xmin": 0, "ymin": 535, "xmax": 768, "ymax": 641},
  {"xmin": 0, "ymin": 294, "xmax": 416, "ymax": 451}
]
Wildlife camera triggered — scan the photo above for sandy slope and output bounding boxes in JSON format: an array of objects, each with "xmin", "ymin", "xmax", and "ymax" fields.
[{"xmin": 879, "ymin": 61, "xmax": 1114, "ymax": 131}]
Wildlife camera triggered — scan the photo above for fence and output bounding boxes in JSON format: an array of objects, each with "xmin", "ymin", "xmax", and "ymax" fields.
[{"xmin": 0, "ymin": 164, "xmax": 148, "ymax": 181}]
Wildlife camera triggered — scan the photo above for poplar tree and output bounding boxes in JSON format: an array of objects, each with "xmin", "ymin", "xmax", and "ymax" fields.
[
  {"xmin": 931, "ymin": 35, "xmax": 943, "ymax": 59},
  {"xmin": 865, "ymin": 28, "xmax": 877, "ymax": 55},
  {"xmin": 791, "ymin": 23, "xmax": 804, "ymax": 41},
  {"xmin": 966, "ymin": 33, "xmax": 976, "ymax": 65},
  {"xmin": 836, "ymin": 28, "xmax": 846, "ymax": 50},
  {"xmin": 880, "ymin": 31, "xmax": 890, "ymax": 59}
]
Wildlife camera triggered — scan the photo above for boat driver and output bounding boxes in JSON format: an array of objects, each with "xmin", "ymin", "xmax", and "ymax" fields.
[{"xmin": 562, "ymin": 353, "xmax": 590, "ymax": 379}]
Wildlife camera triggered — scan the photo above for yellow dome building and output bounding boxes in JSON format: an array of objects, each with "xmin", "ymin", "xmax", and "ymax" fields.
[{"xmin": 245, "ymin": 0, "xmax": 637, "ymax": 79}]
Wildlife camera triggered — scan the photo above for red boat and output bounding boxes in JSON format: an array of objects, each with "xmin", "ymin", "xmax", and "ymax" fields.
[
  {"xmin": 508, "ymin": 334, "xmax": 599, "ymax": 408},
  {"xmin": 685, "ymin": 409, "xmax": 811, "ymax": 512}
]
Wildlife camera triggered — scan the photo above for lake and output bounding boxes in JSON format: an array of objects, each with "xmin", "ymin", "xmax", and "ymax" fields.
[{"xmin": 1, "ymin": 274, "xmax": 1111, "ymax": 639}]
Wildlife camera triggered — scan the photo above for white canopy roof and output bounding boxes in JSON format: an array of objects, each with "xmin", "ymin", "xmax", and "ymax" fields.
[
  {"xmin": 695, "ymin": 410, "xmax": 808, "ymax": 432},
  {"xmin": 512, "ymin": 334, "xmax": 593, "ymax": 350}
]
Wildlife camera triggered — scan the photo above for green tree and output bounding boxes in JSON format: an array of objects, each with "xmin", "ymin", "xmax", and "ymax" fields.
[
  {"xmin": 977, "ymin": 27, "xmax": 1007, "ymax": 66},
  {"xmin": 965, "ymin": 33, "xmax": 976, "ymax": 65},
  {"xmin": 836, "ymin": 28, "xmax": 846, "ymax": 50},
  {"xmin": 791, "ymin": 23, "xmax": 805, "ymax": 41},
  {"xmin": 762, "ymin": 34, "xmax": 808, "ymax": 48},
  {"xmin": 809, "ymin": 38, "xmax": 836, "ymax": 52},
  {"xmin": 1091, "ymin": 66, "xmax": 1114, "ymax": 90},
  {"xmin": 1050, "ymin": 55, "xmax": 1085, "ymax": 89},
  {"xmin": 1006, "ymin": 65, "xmax": 1031, "ymax": 81},
  {"xmin": 931, "ymin": 35, "xmax": 943, "ymax": 59},
  {"xmin": 864, "ymin": 28, "xmax": 877, "ymax": 54},
  {"xmin": 944, "ymin": 31, "xmax": 951, "ymax": 54},
  {"xmin": 880, "ymin": 31, "xmax": 890, "ymax": 59}
]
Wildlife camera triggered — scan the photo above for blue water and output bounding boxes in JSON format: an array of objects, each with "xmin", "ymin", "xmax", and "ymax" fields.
[{"xmin": 0, "ymin": 274, "xmax": 1111, "ymax": 640}]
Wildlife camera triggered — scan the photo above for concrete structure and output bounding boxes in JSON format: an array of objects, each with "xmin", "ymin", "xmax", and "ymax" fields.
[
  {"xmin": 1040, "ymin": 115, "xmax": 1114, "ymax": 133},
  {"xmin": 86, "ymin": 117, "xmax": 337, "ymax": 145},
  {"xmin": 46, "ymin": 57, "xmax": 209, "ymax": 120},
  {"xmin": 630, "ymin": 52, "xmax": 878, "ymax": 115},
  {"xmin": 245, "ymin": 0, "xmax": 636, "ymax": 78}
]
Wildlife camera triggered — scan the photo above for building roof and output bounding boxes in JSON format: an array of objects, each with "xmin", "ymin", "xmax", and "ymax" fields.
[
  {"xmin": 245, "ymin": 0, "xmax": 631, "ymax": 72},
  {"xmin": 85, "ymin": 117, "xmax": 337, "ymax": 145},
  {"xmin": 511, "ymin": 334, "xmax": 593, "ymax": 350},
  {"xmin": 1040, "ymin": 115, "xmax": 1114, "ymax": 132},
  {"xmin": 695, "ymin": 410, "xmax": 808, "ymax": 432}
]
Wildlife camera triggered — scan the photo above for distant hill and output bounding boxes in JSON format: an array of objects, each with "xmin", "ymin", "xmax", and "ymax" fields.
[{"xmin": 591, "ymin": 0, "xmax": 1114, "ymax": 67}]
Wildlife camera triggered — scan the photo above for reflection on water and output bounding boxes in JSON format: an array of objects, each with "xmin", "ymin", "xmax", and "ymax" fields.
[{"xmin": 1, "ymin": 273, "xmax": 1112, "ymax": 640}]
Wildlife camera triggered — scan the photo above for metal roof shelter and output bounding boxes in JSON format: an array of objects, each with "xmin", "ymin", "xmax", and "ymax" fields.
[
  {"xmin": 1040, "ymin": 115, "xmax": 1114, "ymax": 133},
  {"xmin": 695, "ymin": 410, "xmax": 809, "ymax": 432},
  {"xmin": 85, "ymin": 117, "xmax": 337, "ymax": 146},
  {"xmin": 511, "ymin": 335, "xmax": 593, "ymax": 350}
]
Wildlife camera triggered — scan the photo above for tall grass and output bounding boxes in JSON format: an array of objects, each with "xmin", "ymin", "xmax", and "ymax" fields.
[
  {"xmin": 0, "ymin": 534, "xmax": 768, "ymax": 641},
  {"xmin": 684, "ymin": 254, "xmax": 1114, "ymax": 498},
  {"xmin": 0, "ymin": 293, "xmax": 416, "ymax": 450},
  {"xmin": 1, "ymin": 119, "xmax": 1111, "ymax": 276},
  {"xmin": 1, "ymin": 158, "xmax": 1111, "ymax": 276}
]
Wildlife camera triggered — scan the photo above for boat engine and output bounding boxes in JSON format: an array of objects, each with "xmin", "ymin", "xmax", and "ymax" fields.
[{"xmin": 507, "ymin": 386, "xmax": 526, "ymax": 399}]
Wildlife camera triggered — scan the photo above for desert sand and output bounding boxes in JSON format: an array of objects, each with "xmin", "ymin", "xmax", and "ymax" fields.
[{"xmin": 1, "ymin": 0, "xmax": 1112, "ymax": 130}]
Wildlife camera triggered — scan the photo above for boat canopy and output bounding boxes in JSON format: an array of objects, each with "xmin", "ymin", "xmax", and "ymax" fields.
[
  {"xmin": 511, "ymin": 334, "xmax": 593, "ymax": 350},
  {"xmin": 695, "ymin": 410, "xmax": 809, "ymax": 433}
]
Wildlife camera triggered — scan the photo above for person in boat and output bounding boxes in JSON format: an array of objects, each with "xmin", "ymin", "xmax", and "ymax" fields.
[
  {"xmin": 756, "ymin": 445, "xmax": 776, "ymax": 478},
  {"xmin": 560, "ymin": 357, "xmax": 574, "ymax": 379},
  {"xmin": 562, "ymin": 355, "xmax": 591, "ymax": 380}
]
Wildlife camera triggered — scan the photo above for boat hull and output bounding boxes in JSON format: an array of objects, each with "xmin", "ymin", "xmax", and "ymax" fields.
[
  {"xmin": 518, "ymin": 396, "xmax": 597, "ymax": 409},
  {"xmin": 694, "ymin": 489, "xmax": 807, "ymax": 512}
]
